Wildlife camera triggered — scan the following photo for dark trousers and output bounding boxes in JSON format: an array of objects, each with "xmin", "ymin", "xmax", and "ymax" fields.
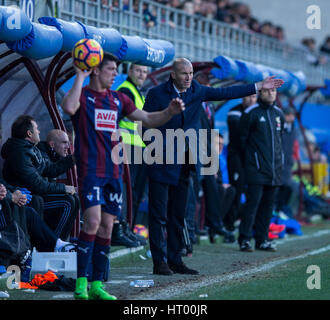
[
  {"xmin": 0, "ymin": 204, "xmax": 57, "ymax": 252},
  {"xmin": 275, "ymin": 184, "xmax": 292, "ymax": 212},
  {"xmin": 130, "ymin": 162, "xmax": 148, "ymax": 227},
  {"xmin": 121, "ymin": 145, "xmax": 148, "ymax": 227},
  {"xmin": 28, "ymin": 195, "xmax": 44, "ymax": 219},
  {"xmin": 25, "ymin": 207, "xmax": 57, "ymax": 252},
  {"xmin": 202, "ymin": 174, "xmax": 223, "ymax": 230},
  {"xmin": 217, "ymin": 184, "xmax": 236, "ymax": 232},
  {"xmin": 148, "ymin": 163, "xmax": 191, "ymax": 266},
  {"xmin": 43, "ymin": 194, "xmax": 79, "ymax": 240},
  {"xmin": 239, "ymin": 184, "xmax": 276, "ymax": 244},
  {"xmin": 227, "ymin": 153, "xmax": 245, "ymax": 220},
  {"xmin": 185, "ymin": 175, "xmax": 198, "ymax": 243}
]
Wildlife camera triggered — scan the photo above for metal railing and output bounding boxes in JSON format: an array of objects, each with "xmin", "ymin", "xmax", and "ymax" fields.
[{"xmin": 2, "ymin": 0, "xmax": 329, "ymax": 86}]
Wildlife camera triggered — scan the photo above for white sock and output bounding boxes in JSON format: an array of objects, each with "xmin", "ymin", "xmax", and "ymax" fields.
[{"xmin": 54, "ymin": 238, "xmax": 68, "ymax": 251}]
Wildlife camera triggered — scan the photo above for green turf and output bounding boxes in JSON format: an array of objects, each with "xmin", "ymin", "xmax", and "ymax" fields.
[{"xmin": 174, "ymin": 250, "xmax": 330, "ymax": 300}]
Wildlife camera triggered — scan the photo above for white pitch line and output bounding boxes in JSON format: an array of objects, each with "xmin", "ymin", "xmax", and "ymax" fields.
[
  {"xmin": 276, "ymin": 229, "xmax": 330, "ymax": 245},
  {"xmin": 139, "ymin": 233, "xmax": 330, "ymax": 300},
  {"xmin": 110, "ymin": 246, "xmax": 144, "ymax": 259}
]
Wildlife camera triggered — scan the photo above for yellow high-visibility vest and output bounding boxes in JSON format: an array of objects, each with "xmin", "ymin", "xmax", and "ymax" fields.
[{"xmin": 118, "ymin": 80, "xmax": 146, "ymax": 147}]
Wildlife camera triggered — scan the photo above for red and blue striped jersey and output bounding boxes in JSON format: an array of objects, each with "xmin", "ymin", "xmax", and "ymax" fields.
[{"xmin": 71, "ymin": 86, "xmax": 137, "ymax": 179}]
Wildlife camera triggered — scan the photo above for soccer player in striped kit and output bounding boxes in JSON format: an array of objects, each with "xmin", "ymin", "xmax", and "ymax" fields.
[{"xmin": 61, "ymin": 53, "xmax": 184, "ymax": 300}]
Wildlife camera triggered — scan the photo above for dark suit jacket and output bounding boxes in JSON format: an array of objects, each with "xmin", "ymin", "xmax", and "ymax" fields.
[{"xmin": 143, "ymin": 77, "xmax": 256, "ymax": 185}]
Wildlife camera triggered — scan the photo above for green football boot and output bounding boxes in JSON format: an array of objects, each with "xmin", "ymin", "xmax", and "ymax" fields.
[
  {"xmin": 88, "ymin": 281, "xmax": 117, "ymax": 300},
  {"xmin": 74, "ymin": 277, "xmax": 89, "ymax": 300}
]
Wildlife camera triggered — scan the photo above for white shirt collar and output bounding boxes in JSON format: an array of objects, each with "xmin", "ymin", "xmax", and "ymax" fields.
[{"xmin": 173, "ymin": 83, "xmax": 186, "ymax": 94}]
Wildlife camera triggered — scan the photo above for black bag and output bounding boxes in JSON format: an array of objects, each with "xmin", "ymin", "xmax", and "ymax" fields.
[{"xmin": 0, "ymin": 220, "xmax": 31, "ymax": 268}]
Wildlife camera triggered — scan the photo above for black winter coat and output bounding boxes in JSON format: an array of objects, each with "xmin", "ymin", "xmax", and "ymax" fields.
[
  {"xmin": 239, "ymin": 99, "xmax": 285, "ymax": 186},
  {"xmin": 1, "ymin": 138, "xmax": 74, "ymax": 195}
]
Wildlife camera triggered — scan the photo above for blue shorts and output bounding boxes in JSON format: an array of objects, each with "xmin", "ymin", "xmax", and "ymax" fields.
[{"xmin": 78, "ymin": 176, "xmax": 123, "ymax": 217}]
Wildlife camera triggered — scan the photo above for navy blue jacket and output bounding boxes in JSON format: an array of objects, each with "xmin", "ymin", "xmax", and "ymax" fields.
[{"xmin": 143, "ymin": 77, "xmax": 256, "ymax": 185}]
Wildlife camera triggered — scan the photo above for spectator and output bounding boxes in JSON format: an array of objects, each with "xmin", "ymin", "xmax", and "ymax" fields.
[
  {"xmin": 0, "ymin": 180, "xmax": 76, "ymax": 252},
  {"xmin": 38, "ymin": 129, "xmax": 71, "ymax": 161},
  {"xmin": 183, "ymin": 1, "xmax": 194, "ymax": 15},
  {"xmin": 260, "ymin": 21, "xmax": 274, "ymax": 38},
  {"xmin": 301, "ymin": 38, "xmax": 326, "ymax": 66},
  {"xmin": 238, "ymin": 86, "xmax": 285, "ymax": 252},
  {"xmin": 275, "ymin": 26, "xmax": 285, "ymax": 41},
  {"xmin": 37, "ymin": 129, "xmax": 80, "ymax": 236},
  {"xmin": 192, "ymin": 0, "xmax": 203, "ymax": 18},
  {"xmin": 201, "ymin": 1, "xmax": 216, "ymax": 20},
  {"xmin": 215, "ymin": 0, "xmax": 231, "ymax": 22},
  {"xmin": 0, "ymin": 179, "xmax": 76, "ymax": 277},
  {"xmin": 122, "ymin": 0, "xmax": 129, "ymax": 10},
  {"xmin": 143, "ymin": 3, "xmax": 157, "ymax": 29},
  {"xmin": 232, "ymin": 2, "xmax": 251, "ymax": 25},
  {"xmin": 170, "ymin": 0, "xmax": 184, "ymax": 10},
  {"xmin": 1, "ymin": 116, "xmax": 77, "ymax": 241},
  {"xmin": 248, "ymin": 17, "xmax": 260, "ymax": 33},
  {"xmin": 310, "ymin": 143, "xmax": 328, "ymax": 164},
  {"xmin": 320, "ymin": 36, "xmax": 330, "ymax": 55}
]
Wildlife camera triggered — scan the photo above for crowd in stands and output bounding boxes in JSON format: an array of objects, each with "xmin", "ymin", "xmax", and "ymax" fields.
[
  {"xmin": 301, "ymin": 36, "xmax": 330, "ymax": 66},
  {"xmin": 98, "ymin": 0, "xmax": 330, "ymax": 66},
  {"xmin": 100, "ymin": 0, "xmax": 287, "ymax": 39}
]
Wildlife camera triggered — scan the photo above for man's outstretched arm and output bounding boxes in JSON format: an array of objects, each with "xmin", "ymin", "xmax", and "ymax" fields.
[
  {"xmin": 203, "ymin": 76, "xmax": 285, "ymax": 101},
  {"xmin": 127, "ymin": 98, "xmax": 185, "ymax": 128},
  {"xmin": 255, "ymin": 75, "xmax": 284, "ymax": 91}
]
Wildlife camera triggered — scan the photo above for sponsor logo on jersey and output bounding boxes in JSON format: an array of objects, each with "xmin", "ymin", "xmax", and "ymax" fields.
[
  {"xmin": 86, "ymin": 193, "xmax": 93, "ymax": 201},
  {"xmin": 95, "ymin": 109, "xmax": 117, "ymax": 132}
]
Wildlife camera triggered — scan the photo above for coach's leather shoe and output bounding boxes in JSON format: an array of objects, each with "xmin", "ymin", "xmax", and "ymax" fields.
[
  {"xmin": 239, "ymin": 240, "xmax": 254, "ymax": 252},
  {"xmin": 255, "ymin": 240, "xmax": 277, "ymax": 252},
  {"xmin": 153, "ymin": 262, "xmax": 173, "ymax": 275},
  {"xmin": 168, "ymin": 262, "xmax": 199, "ymax": 275},
  {"xmin": 111, "ymin": 223, "xmax": 140, "ymax": 248}
]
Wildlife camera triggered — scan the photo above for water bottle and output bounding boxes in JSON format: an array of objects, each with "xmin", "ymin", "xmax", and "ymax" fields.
[
  {"xmin": 0, "ymin": 291, "xmax": 10, "ymax": 299},
  {"xmin": 129, "ymin": 280, "xmax": 154, "ymax": 288},
  {"xmin": 21, "ymin": 255, "xmax": 32, "ymax": 283}
]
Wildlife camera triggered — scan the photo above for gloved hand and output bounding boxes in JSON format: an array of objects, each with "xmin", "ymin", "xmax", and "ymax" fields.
[{"xmin": 19, "ymin": 188, "xmax": 32, "ymax": 204}]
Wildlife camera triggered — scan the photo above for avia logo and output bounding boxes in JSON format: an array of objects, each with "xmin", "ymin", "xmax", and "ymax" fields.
[
  {"xmin": 259, "ymin": 116, "xmax": 266, "ymax": 122},
  {"xmin": 109, "ymin": 193, "xmax": 123, "ymax": 203},
  {"xmin": 96, "ymin": 112, "xmax": 116, "ymax": 121},
  {"xmin": 95, "ymin": 109, "xmax": 117, "ymax": 132}
]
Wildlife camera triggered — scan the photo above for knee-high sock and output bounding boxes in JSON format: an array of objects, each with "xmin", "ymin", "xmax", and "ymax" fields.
[
  {"xmin": 77, "ymin": 231, "xmax": 95, "ymax": 278},
  {"xmin": 92, "ymin": 236, "xmax": 110, "ymax": 281}
]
